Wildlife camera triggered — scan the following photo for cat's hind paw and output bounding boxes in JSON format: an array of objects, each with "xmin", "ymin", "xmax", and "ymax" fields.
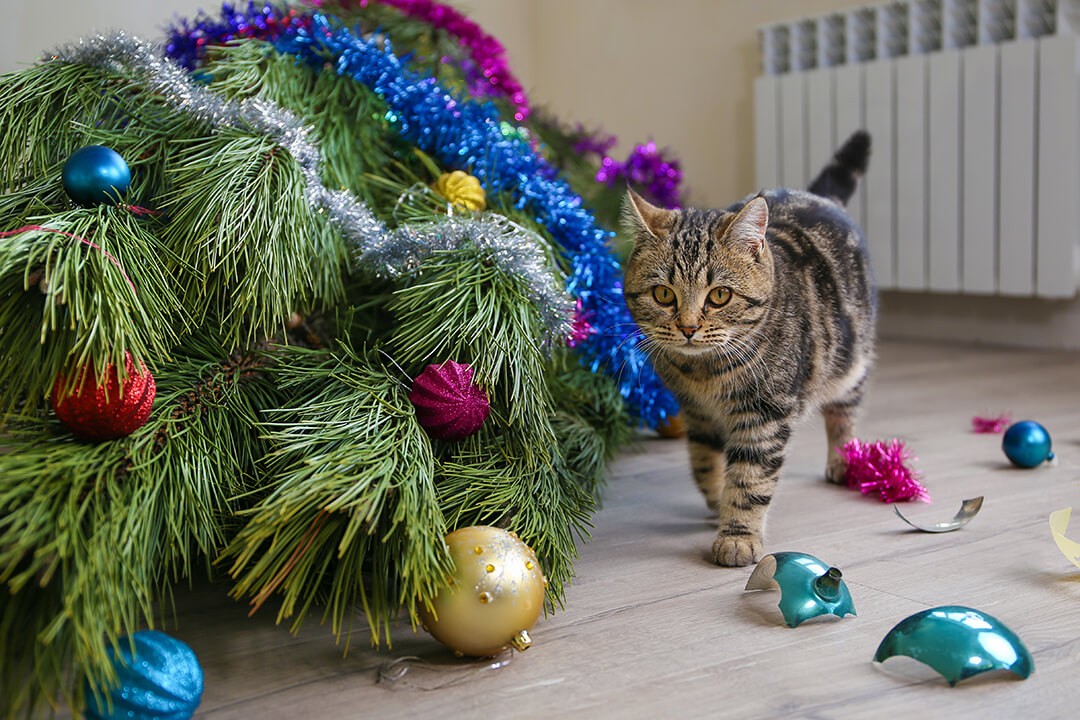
[{"xmin": 711, "ymin": 534, "xmax": 762, "ymax": 567}]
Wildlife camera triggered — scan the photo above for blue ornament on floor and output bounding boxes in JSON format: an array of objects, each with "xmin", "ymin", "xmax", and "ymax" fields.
[
  {"xmin": 1002, "ymin": 420, "xmax": 1054, "ymax": 468},
  {"xmin": 62, "ymin": 145, "xmax": 131, "ymax": 206},
  {"xmin": 85, "ymin": 630, "xmax": 203, "ymax": 720}
]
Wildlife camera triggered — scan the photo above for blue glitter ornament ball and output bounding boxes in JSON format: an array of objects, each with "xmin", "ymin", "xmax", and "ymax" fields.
[
  {"xmin": 85, "ymin": 630, "xmax": 203, "ymax": 720},
  {"xmin": 62, "ymin": 145, "xmax": 131, "ymax": 206},
  {"xmin": 1002, "ymin": 420, "xmax": 1054, "ymax": 468}
]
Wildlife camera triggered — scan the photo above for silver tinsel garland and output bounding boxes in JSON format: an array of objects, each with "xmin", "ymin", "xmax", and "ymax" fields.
[{"xmin": 49, "ymin": 33, "xmax": 573, "ymax": 344}]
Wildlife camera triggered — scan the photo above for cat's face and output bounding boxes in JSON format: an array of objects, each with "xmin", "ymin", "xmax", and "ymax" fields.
[{"xmin": 622, "ymin": 191, "xmax": 774, "ymax": 357}]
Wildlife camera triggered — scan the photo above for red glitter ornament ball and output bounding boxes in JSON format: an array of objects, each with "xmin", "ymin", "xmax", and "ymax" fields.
[
  {"xmin": 51, "ymin": 353, "xmax": 156, "ymax": 441},
  {"xmin": 408, "ymin": 360, "xmax": 490, "ymax": 441}
]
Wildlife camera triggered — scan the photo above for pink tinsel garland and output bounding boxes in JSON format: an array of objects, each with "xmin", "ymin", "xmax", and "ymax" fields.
[
  {"xmin": 841, "ymin": 438, "xmax": 931, "ymax": 503},
  {"xmin": 353, "ymin": 0, "xmax": 531, "ymax": 121}
]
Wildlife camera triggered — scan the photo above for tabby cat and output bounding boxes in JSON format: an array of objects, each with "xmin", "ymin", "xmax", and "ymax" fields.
[{"xmin": 622, "ymin": 131, "xmax": 876, "ymax": 567}]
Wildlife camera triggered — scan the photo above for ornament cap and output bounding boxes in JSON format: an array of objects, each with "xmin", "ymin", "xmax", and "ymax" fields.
[
  {"xmin": 509, "ymin": 630, "xmax": 532, "ymax": 652},
  {"xmin": 813, "ymin": 567, "xmax": 843, "ymax": 601}
]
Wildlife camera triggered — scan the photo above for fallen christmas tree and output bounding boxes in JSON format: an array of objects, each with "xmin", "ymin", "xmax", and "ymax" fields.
[{"xmin": 0, "ymin": 1, "xmax": 686, "ymax": 716}]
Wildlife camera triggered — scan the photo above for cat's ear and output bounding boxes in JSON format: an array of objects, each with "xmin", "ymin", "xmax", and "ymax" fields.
[
  {"xmin": 623, "ymin": 189, "xmax": 675, "ymax": 241},
  {"xmin": 728, "ymin": 196, "xmax": 769, "ymax": 258}
]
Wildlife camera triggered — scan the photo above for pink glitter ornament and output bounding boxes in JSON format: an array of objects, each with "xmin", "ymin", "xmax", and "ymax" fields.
[
  {"xmin": 408, "ymin": 360, "xmax": 490, "ymax": 441},
  {"xmin": 841, "ymin": 438, "xmax": 931, "ymax": 504}
]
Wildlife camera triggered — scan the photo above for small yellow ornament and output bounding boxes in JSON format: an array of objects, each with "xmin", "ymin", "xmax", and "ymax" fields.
[
  {"xmin": 656, "ymin": 413, "xmax": 686, "ymax": 439},
  {"xmin": 419, "ymin": 525, "xmax": 547, "ymax": 657},
  {"xmin": 433, "ymin": 170, "xmax": 487, "ymax": 212}
]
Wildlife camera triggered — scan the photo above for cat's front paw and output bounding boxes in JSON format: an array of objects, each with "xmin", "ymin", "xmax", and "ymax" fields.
[
  {"xmin": 825, "ymin": 455, "xmax": 848, "ymax": 485},
  {"xmin": 711, "ymin": 534, "xmax": 762, "ymax": 567}
]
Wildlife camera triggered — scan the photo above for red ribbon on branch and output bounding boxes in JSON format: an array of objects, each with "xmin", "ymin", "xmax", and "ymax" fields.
[{"xmin": 0, "ymin": 225, "xmax": 137, "ymax": 295}]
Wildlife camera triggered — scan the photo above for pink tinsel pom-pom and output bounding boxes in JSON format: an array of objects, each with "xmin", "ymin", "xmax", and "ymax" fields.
[
  {"xmin": 841, "ymin": 438, "xmax": 931, "ymax": 503},
  {"xmin": 409, "ymin": 360, "xmax": 490, "ymax": 441},
  {"xmin": 972, "ymin": 413, "xmax": 1011, "ymax": 434}
]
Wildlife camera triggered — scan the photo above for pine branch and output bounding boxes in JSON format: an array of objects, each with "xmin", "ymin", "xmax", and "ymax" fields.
[
  {"xmin": 223, "ymin": 344, "xmax": 450, "ymax": 648},
  {"xmin": 0, "ymin": 62, "xmax": 118, "ymax": 191},
  {"xmin": 1, "ymin": 44, "xmax": 354, "ymax": 353},
  {"xmin": 0, "ymin": 338, "xmax": 281, "ymax": 718},
  {"xmin": 159, "ymin": 125, "xmax": 346, "ymax": 345},
  {"xmin": 0, "ymin": 60, "xmax": 204, "ymax": 198},
  {"xmin": 549, "ymin": 357, "xmax": 633, "ymax": 501},
  {"xmin": 200, "ymin": 40, "xmax": 409, "ymax": 204},
  {"xmin": 388, "ymin": 245, "xmax": 556, "ymax": 434},
  {"xmin": 0, "ymin": 207, "xmax": 185, "ymax": 416},
  {"xmin": 435, "ymin": 431, "xmax": 595, "ymax": 609}
]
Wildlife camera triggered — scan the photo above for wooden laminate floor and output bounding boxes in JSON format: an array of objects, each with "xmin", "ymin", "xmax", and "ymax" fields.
[{"xmin": 129, "ymin": 340, "xmax": 1080, "ymax": 718}]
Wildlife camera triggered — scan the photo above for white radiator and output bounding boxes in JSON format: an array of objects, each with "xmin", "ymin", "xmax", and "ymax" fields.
[{"xmin": 756, "ymin": 0, "xmax": 1080, "ymax": 298}]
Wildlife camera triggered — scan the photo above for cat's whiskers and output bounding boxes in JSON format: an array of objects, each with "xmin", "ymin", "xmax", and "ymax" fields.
[
  {"xmin": 605, "ymin": 327, "xmax": 668, "ymax": 391},
  {"xmin": 628, "ymin": 336, "xmax": 670, "ymax": 392},
  {"xmin": 712, "ymin": 331, "xmax": 766, "ymax": 394}
]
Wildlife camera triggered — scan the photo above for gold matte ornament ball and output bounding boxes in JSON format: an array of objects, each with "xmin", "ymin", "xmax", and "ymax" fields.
[
  {"xmin": 420, "ymin": 526, "xmax": 547, "ymax": 657},
  {"xmin": 433, "ymin": 170, "xmax": 487, "ymax": 212}
]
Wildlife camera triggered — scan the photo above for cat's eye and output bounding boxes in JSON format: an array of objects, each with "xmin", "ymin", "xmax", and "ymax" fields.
[
  {"xmin": 707, "ymin": 287, "xmax": 733, "ymax": 307},
  {"xmin": 652, "ymin": 285, "xmax": 676, "ymax": 306}
]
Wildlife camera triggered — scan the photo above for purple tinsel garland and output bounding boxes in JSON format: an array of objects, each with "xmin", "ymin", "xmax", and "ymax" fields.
[
  {"xmin": 596, "ymin": 140, "xmax": 684, "ymax": 209},
  {"xmin": 569, "ymin": 128, "xmax": 683, "ymax": 209},
  {"xmin": 166, "ymin": 2, "xmax": 311, "ymax": 69}
]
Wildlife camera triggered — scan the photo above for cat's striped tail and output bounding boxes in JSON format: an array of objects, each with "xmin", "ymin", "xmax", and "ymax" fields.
[{"xmin": 806, "ymin": 130, "xmax": 871, "ymax": 207}]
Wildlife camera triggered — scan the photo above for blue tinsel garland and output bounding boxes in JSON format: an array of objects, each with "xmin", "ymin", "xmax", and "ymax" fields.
[{"xmin": 166, "ymin": 7, "xmax": 678, "ymax": 425}]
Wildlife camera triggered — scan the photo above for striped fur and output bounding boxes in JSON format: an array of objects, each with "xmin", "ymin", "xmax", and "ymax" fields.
[{"xmin": 622, "ymin": 132, "xmax": 876, "ymax": 567}]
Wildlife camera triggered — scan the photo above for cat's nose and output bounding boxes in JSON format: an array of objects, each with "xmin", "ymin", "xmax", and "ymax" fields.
[{"xmin": 678, "ymin": 324, "xmax": 699, "ymax": 339}]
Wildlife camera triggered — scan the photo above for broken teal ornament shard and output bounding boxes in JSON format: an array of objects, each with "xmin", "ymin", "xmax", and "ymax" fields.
[
  {"xmin": 744, "ymin": 551, "xmax": 856, "ymax": 628},
  {"xmin": 874, "ymin": 605, "xmax": 1034, "ymax": 686}
]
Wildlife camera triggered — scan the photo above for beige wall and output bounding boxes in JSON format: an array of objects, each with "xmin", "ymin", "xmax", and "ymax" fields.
[
  {"xmin": 1, "ymin": 0, "xmax": 210, "ymax": 73},
  {"xmin": 467, "ymin": 0, "xmax": 871, "ymax": 207}
]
